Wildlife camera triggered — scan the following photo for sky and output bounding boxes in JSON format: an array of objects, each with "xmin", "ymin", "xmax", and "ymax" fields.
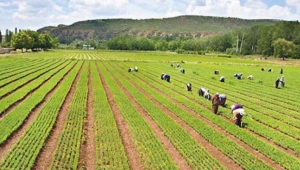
[{"xmin": 0, "ymin": 0, "xmax": 300, "ymax": 33}]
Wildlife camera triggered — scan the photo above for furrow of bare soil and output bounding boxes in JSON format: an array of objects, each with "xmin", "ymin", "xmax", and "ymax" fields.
[
  {"xmin": 95, "ymin": 63, "xmax": 143, "ymax": 170},
  {"xmin": 0, "ymin": 60, "xmax": 69, "ymax": 101},
  {"xmin": 0, "ymin": 61, "xmax": 72, "ymax": 119},
  {"xmin": 78, "ymin": 63, "xmax": 96, "ymax": 170},
  {"xmin": 116, "ymin": 63, "xmax": 284, "ymax": 169},
  {"xmin": 33, "ymin": 62, "xmax": 83, "ymax": 170},
  {"xmin": 0, "ymin": 61, "xmax": 78, "ymax": 163},
  {"xmin": 0, "ymin": 60, "xmax": 59, "ymax": 88},
  {"xmin": 104, "ymin": 63, "xmax": 192, "ymax": 170},
  {"xmin": 136, "ymin": 64, "xmax": 300, "ymax": 159}
]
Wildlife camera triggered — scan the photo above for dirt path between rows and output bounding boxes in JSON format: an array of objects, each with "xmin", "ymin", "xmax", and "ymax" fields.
[
  {"xmin": 78, "ymin": 63, "xmax": 96, "ymax": 170},
  {"xmin": 96, "ymin": 63, "xmax": 143, "ymax": 170},
  {"xmin": 33, "ymin": 62, "xmax": 83, "ymax": 170},
  {"xmin": 104, "ymin": 63, "xmax": 192, "ymax": 170},
  {"xmin": 0, "ymin": 62, "xmax": 78, "ymax": 164},
  {"xmin": 116, "ymin": 62, "xmax": 284, "ymax": 169}
]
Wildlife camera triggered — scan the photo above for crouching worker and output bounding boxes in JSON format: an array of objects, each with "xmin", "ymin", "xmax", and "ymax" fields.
[
  {"xmin": 161, "ymin": 73, "xmax": 171, "ymax": 82},
  {"xmin": 186, "ymin": 83, "xmax": 192, "ymax": 91},
  {"xmin": 180, "ymin": 68, "xmax": 185, "ymax": 73},
  {"xmin": 218, "ymin": 94, "xmax": 226, "ymax": 107},
  {"xmin": 232, "ymin": 108, "xmax": 245, "ymax": 127},
  {"xmin": 211, "ymin": 93, "xmax": 220, "ymax": 114},
  {"xmin": 198, "ymin": 87, "xmax": 208, "ymax": 96},
  {"xmin": 247, "ymin": 75, "xmax": 253, "ymax": 80},
  {"xmin": 236, "ymin": 73, "xmax": 243, "ymax": 80},
  {"xmin": 274, "ymin": 77, "xmax": 280, "ymax": 88},
  {"xmin": 128, "ymin": 68, "xmax": 133, "ymax": 73},
  {"xmin": 231, "ymin": 103, "xmax": 243, "ymax": 114},
  {"xmin": 134, "ymin": 66, "xmax": 138, "ymax": 72},
  {"xmin": 220, "ymin": 76, "xmax": 225, "ymax": 82}
]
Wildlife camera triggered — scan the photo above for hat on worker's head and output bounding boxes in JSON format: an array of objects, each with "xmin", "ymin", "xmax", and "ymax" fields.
[{"xmin": 216, "ymin": 92, "xmax": 219, "ymax": 96}]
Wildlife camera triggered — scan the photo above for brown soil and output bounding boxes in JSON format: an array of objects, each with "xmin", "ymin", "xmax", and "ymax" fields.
[
  {"xmin": 33, "ymin": 62, "xmax": 83, "ymax": 170},
  {"xmin": 96, "ymin": 63, "xmax": 143, "ymax": 170},
  {"xmin": 105, "ymin": 64, "xmax": 192, "ymax": 170},
  {"xmin": 125, "ymin": 65, "xmax": 284, "ymax": 170},
  {"xmin": 78, "ymin": 63, "xmax": 96, "ymax": 169},
  {"xmin": 0, "ymin": 62, "xmax": 78, "ymax": 164}
]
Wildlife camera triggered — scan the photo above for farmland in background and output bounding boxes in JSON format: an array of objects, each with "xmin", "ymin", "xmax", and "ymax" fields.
[{"xmin": 0, "ymin": 50, "xmax": 300, "ymax": 170}]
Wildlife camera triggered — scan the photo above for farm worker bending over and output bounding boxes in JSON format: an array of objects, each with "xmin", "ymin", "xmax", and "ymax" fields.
[
  {"xmin": 232, "ymin": 108, "xmax": 245, "ymax": 127},
  {"xmin": 180, "ymin": 68, "xmax": 185, "ymax": 73},
  {"xmin": 236, "ymin": 73, "xmax": 243, "ymax": 80},
  {"xmin": 220, "ymin": 76, "xmax": 225, "ymax": 82},
  {"xmin": 211, "ymin": 93, "xmax": 220, "ymax": 114},
  {"xmin": 280, "ymin": 76, "xmax": 285, "ymax": 87},
  {"xmin": 218, "ymin": 94, "xmax": 226, "ymax": 107},
  {"xmin": 161, "ymin": 73, "xmax": 171, "ymax": 82},
  {"xmin": 186, "ymin": 83, "xmax": 192, "ymax": 91},
  {"xmin": 198, "ymin": 87, "xmax": 208, "ymax": 96},
  {"xmin": 231, "ymin": 103, "xmax": 243, "ymax": 114},
  {"xmin": 204, "ymin": 91, "xmax": 211, "ymax": 100},
  {"xmin": 128, "ymin": 68, "xmax": 133, "ymax": 73},
  {"xmin": 274, "ymin": 77, "xmax": 280, "ymax": 88},
  {"xmin": 134, "ymin": 66, "xmax": 138, "ymax": 72},
  {"xmin": 247, "ymin": 75, "xmax": 253, "ymax": 80}
]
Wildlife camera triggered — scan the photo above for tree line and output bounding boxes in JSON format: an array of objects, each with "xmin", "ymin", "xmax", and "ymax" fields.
[
  {"xmin": 0, "ymin": 28, "xmax": 58, "ymax": 52},
  {"xmin": 105, "ymin": 21, "xmax": 300, "ymax": 59}
]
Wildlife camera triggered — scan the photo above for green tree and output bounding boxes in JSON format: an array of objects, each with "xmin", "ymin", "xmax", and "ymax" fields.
[
  {"xmin": 257, "ymin": 26, "xmax": 273, "ymax": 56},
  {"xmin": 11, "ymin": 31, "xmax": 33, "ymax": 52},
  {"xmin": 0, "ymin": 30, "xmax": 2, "ymax": 44},
  {"xmin": 39, "ymin": 33, "xmax": 53, "ymax": 50},
  {"xmin": 273, "ymin": 38, "xmax": 295, "ymax": 59},
  {"xmin": 23, "ymin": 30, "xmax": 39, "ymax": 50}
]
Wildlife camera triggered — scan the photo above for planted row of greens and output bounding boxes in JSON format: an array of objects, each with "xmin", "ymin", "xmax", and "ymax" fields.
[
  {"xmin": 118, "ymin": 61, "xmax": 300, "ymax": 169},
  {"xmin": 0, "ymin": 61, "xmax": 82, "ymax": 169},
  {"xmin": 91, "ymin": 62, "xmax": 130, "ymax": 169},
  {"xmin": 98, "ymin": 61, "xmax": 178, "ymax": 169}
]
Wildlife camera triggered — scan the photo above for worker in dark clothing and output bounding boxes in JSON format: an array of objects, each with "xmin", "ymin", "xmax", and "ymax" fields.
[
  {"xmin": 180, "ymin": 68, "xmax": 185, "ymax": 73},
  {"xmin": 236, "ymin": 73, "xmax": 243, "ymax": 80},
  {"xmin": 232, "ymin": 108, "xmax": 245, "ymax": 127},
  {"xmin": 186, "ymin": 83, "xmax": 192, "ymax": 91},
  {"xmin": 218, "ymin": 94, "xmax": 226, "ymax": 107},
  {"xmin": 211, "ymin": 93, "xmax": 220, "ymax": 114},
  {"xmin": 198, "ymin": 87, "xmax": 208, "ymax": 96},
  {"xmin": 161, "ymin": 73, "xmax": 171, "ymax": 82},
  {"xmin": 220, "ymin": 76, "xmax": 225, "ymax": 82},
  {"xmin": 128, "ymin": 68, "xmax": 133, "ymax": 73},
  {"xmin": 280, "ymin": 68, "xmax": 283, "ymax": 74},
  {"xmin": 275, "ymin": 77, "xmax": 280, "ymax": 88}
]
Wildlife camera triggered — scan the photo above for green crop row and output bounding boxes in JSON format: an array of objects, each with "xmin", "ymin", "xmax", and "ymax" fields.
[
  {"xmin": 119, "ymin": 61, "xmax": 300, "ymax": 169},
  {"xmin": 0, "ymin": 58, "xmax": 40, "ymax": 76},
  {"xmin": 49, "ymin": 62, "xmax": 89, "ymax": 169},
  {"xmin": 91, "ymin": 62, "xmax": 130, "ymax": 169},
  {"xmin": 0, "ymin": 61, "xmax": 77, "ymax": 145},
  {"xmin": 110, "ymin": 61, "xmax": 274, "ymax": 169},
  {"xmin": 0, "ymin": 61, "xmax": 82, "ymax": 169},
  {"xmin": 0, "ymin": 59, "xmax": 69, "ymax": 98},
  {"xmin": 0, "ymin": 59, "xmax": 59, "ymax": 87},
  {"xmin": 0, "ymin": 60, "xmax": 71, "ymax": 115},
  {"xmin": 98, "ymin": 61, "xmax": 178, "ymax": 169}
]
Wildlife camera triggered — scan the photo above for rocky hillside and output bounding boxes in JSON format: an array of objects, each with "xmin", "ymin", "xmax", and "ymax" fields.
[{"xmin": 37, "ymin": 15, "xmax": 278, "ymax": 43}]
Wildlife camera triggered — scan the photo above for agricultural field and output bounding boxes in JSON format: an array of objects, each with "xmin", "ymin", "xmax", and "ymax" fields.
[{"xmin": 0, "ymin": 50, "xmax": 300, "ymax": 169}]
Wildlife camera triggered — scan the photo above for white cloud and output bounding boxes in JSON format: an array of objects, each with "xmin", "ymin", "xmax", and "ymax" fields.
[{"xmin": 0, "ymin": 2, "xmax": 10, "ymax": 7}]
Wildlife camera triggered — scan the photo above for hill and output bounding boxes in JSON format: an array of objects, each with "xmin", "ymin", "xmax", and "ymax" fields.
[{"xmin": 37, "ymin": 15, "xmax": 279, "ymax": 43}]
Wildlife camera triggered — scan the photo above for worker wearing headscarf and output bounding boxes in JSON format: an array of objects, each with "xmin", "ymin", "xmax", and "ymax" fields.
[
  {"xmin": 232, "ymin": 108, "xmax": 245, "ymax": 127},
  {"xmin": 211, "ymin": 93, "xmax": 220, "ymax": 114}
]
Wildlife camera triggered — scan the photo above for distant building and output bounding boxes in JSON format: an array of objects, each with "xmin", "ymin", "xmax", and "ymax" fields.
[{"xmin": 82, "ymin": 44, "xmax": 94, "ymax": 50}]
